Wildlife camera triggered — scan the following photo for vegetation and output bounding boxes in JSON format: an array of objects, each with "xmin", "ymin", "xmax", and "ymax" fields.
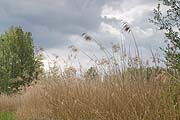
[
  {"xmin": 152, "ymin": 0, "xmax": 180, "ymax": 74},
  {"xmin": 0, "ymin": 26, "xmax": 179, "ymax": 119},
  {"xmin": 0, "ymin": 26, "xmax": 42, "ymax": 94},
  {"xmin": 0, "ymin": 112, "xmax": 15, "ymax": 120},
  {"xmin": 0, "ymin": 63, "xmax": 179, "ymax": 120}
]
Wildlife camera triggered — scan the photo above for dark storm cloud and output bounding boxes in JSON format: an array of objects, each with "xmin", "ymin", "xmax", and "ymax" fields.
[{"xmin": 0, "ymin": 0, "xmax": 107, "ymax": 48}]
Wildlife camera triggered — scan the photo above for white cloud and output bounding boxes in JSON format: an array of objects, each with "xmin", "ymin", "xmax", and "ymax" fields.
[
  {"xmin": 100, "ymin": 22, "xmax": 121, "ymax": 36},
  {"xmin": 101, "ymin": 3, "xmax": 156, "ymax": 24},
  {"xmin": 133, "ymin": 27, "xmax": 154, "ymax": 38}
]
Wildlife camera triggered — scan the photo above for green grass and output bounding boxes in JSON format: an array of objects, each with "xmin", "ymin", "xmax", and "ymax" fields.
[{"xmin": 0, "ymin": 112, "xmax": 15, "ymax": 120}]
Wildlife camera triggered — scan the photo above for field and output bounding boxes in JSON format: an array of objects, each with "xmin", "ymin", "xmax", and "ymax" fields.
[
  {"xmin": 0, "ymin": 31, "xmax": 180, "ymax": 120},
  {"xmin": 0, "ymin": 65, "xmax": 179, "ymax": 120}
]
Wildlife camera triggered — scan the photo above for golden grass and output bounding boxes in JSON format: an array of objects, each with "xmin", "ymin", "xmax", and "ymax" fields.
[
  {"xmin": 0, "ymin": 28, "xmax": 180, "ymax": 120},
  {"xmin": 0, "ymin": 94, "xmax": 19, "ymax": 112},
  {"xmin": 0, "ymin": 67, "xmax": 178, "ymax": 120}
]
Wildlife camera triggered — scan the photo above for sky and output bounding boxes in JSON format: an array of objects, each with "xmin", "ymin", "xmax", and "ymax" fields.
[{"xmin": 0, "ymin": 0, "xmax": 166, "ymax": 70}]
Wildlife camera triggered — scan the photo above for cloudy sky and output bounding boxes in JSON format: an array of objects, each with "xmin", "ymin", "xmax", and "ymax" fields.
[{"xmin": 0, "ymin": 0, "xmax": 166, "ymax": 69}]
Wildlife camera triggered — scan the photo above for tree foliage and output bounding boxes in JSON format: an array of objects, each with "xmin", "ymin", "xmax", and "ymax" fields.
[
  {"xmin": 0, "ymin": 26, "xmax": 42, "ymax": 93},
  {"xmin": 152, "ymin": 0, "xmax": 180, "ymax": 73},
  {"xmin": 84, "ymin": 67, "xmax": 99, "ymax": 80}
]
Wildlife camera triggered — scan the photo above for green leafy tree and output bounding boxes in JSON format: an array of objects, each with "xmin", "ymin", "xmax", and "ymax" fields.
[
  {"xmin": 0, "ymin": 26, "xmax": 42, "ymax": 93},
  {"xmin": 152, "ymin": 0, "xmax": 180, "ymax": 74}
]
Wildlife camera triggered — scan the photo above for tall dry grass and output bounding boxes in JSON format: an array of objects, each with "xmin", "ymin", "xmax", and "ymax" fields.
[
  {"xmin": 0, "ymin": 22, "xmax": 180, "ymax": 120},
  {"xmin": 12, "ymin": 67, "xmax": 179, "ymax": 120},
  {"xmin": 0, "ymin": 94, "xmax": 19, "ymax": 112},
  {"xmin": 0, "ymin": 53, "xmax": 180, "ymax": 120}
]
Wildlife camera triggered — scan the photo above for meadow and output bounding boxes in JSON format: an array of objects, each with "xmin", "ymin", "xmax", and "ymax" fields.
[{"xmin": 0, "ymin": 32, "xmax": 180, "ymax": 120}]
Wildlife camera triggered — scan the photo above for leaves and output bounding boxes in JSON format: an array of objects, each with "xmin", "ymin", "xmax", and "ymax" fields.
[
  {"xmin": 152, "ymin": 0, "xmax": 180, "ymax": 74},
  {"xmin": 0, "ymin": 26, "xmax": 42, "ymax": 94}
]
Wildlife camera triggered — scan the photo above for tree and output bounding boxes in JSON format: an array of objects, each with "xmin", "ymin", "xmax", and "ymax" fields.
[
  {"xmin": 152, "ymin": 0, "xmax": 180, "ymax": 74},
  {"xmin": 84, "ymin": 67, "xmax": 99, "ymax": 80},
  {"xmin": 0, "ymin": 26, "xmax": 42, "ymax": 93}
]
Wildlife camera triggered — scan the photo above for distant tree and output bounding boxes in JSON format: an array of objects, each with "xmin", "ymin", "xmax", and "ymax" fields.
[
  {"xmin": 151, "ymin": 0, "xmax": 180, "ymax": 74},
  {"xmin": 0, "ymin": 26, "xmax": 43, "ymax": 93},
  {"xmin": 84, "ymin": 67, "xmax": 99, "ymax": 80}
]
